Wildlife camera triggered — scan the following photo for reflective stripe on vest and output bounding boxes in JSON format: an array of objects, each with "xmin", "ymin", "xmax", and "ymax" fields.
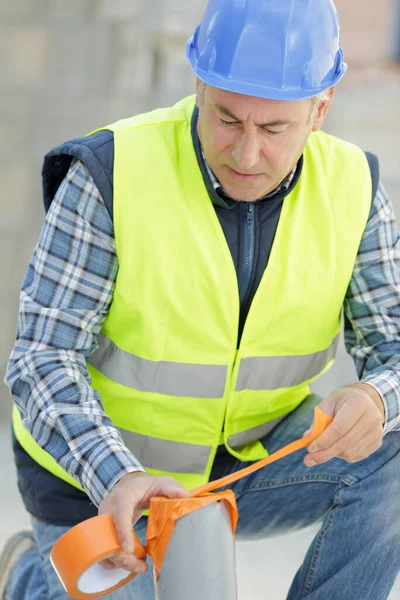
[
  {"xmin": 119, "ymin": 428, "xmax": 212, "ymax": 474},
  {"xmin": 228, "ymin": 414, "xmax": 286, "ymax": 448},
  {"xmin": 89, "ymin": 333, "xmax": 338, "ymax": 395},
  {"xmin": 89, "ymin": 334, "xmax": 228, "ymax": 398},
  {"xmin": 236, "ymin": 334, "xmax": 339, "ymax": 391}
]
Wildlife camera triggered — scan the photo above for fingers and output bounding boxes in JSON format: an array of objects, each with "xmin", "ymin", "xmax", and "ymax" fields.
[
  {"xmin": 99, "ymin": 553, "xmax": 148, "ymax": 574},
  {"xmin": 155, "ymin": 476, "xmax": 191, "ymax": 500},
  {"xmin": 109, "ymin": 476, "xmax": 188, "ymax": 569},
  {"xmin": 98, "ymin": 472, "xmax": 190, "ymax": 573},
  {"xmin": 99, "ymin": 472, "xmax": 148, "ymax": 554},
  {"xmin": 302, "ymin": 428, "xmax": 313, "ymax": 438},
  {"xmin": 107, "ymin": 553, "xmax": 148, "ymax": 573},
  {"xmin": 303, "ymin": 388, "xmax": 385, "ymax": 466},
  {"xmin": 337, "ymin": 438, "xmax": 383, "ymax": 463},
  {"xmin": 305, "ymin": 420, "xmax": 379, "ymax": 466},
  {"xmin": 99, "ymin": 558, "xmax": 116, "ymax": 570},
  {"xmin": 310, "ymin": 392, "xmax": 365, "ymax": 452},
  {"xmin": 111, "ymin": 494, "xmax": 137, "ymax": 554}
]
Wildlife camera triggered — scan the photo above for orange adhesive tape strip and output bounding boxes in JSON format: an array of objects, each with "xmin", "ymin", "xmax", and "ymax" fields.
[
  {"xmin": 147, "ymin": 489, "xmax": 238, "ymax": 577},
  {"xmin": 191, "ymin": 407, "xmax": 333, "ymax": 496},
  {"xmin": 50, "ymin": 514, "xmax": 146, "ymax": 599},
  {"xmin": 50, "ymin": 407, "xmax": 333, "ymax": 599}
]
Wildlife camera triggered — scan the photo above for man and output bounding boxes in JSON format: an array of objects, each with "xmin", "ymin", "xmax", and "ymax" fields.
[{"xmin": 1, "ymin": 0, "xmax": 400, "ymax": 598}]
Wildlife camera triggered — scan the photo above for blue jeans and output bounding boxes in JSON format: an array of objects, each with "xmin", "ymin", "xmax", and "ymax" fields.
[{"xmin": 6, "ymin": 395, "xmax": 400, "ymax": 599}]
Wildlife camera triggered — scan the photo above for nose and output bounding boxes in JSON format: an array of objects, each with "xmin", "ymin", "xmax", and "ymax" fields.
[{"xmin": 231, "ymin": 131, "xmax": 261, "ymax": 171}]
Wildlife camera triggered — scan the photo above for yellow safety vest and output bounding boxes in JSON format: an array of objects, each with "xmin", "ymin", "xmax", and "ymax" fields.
[{"xmin": 13, "ymin": 95, "xmax": 372, "ymax": 493}]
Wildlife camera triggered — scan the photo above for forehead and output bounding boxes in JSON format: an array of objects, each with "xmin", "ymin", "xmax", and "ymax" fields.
[{"xmin": 206, "ymin": 85, "xmax": 310, "ymax": 122}]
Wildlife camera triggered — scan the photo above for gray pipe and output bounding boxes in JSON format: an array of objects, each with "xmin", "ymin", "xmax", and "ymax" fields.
[
  {"xmin": 154, "ymin": 500, "xmax": 238, "ymax": 600},
  {"xmin": 389, "ymin": 0, "xmax": 400, "ymax": 61},
  {"xmin": 396, "ymin": 1, "xmax": 400, "ymax": 61}
]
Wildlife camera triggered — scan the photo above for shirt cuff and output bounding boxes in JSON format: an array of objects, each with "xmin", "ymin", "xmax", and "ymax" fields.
[
  {"xmin": 361, "ymin": 374, "xmax": 400, "ymax": 435},
  {"xmin": 77, "ymin": 440, "xmax": 147, "ymax": 507}
]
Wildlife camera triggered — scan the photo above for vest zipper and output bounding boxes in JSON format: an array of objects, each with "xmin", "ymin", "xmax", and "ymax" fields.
[{"xmin": 238, "ymin": 203, "xmax": 256, "ymax": 306}]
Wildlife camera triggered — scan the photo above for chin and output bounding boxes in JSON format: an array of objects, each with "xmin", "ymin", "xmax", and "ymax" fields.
[{"xmin": 225, "ymin": 186, "xmax": 261, "ymax": 202}]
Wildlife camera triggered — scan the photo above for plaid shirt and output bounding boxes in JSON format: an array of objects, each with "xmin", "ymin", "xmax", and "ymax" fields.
[{"xmin": 5, "ymin": 157, "xmax": 400, "ymax": 507}]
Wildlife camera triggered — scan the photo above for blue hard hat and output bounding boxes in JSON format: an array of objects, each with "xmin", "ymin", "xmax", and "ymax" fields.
[{"xmin": 186, "ymin": 0, "xmax": 347, "ymax": 100}]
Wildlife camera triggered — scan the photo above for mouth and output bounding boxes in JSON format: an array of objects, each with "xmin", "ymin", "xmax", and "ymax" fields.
[{"xmin": 227, "ymin": 167, "xmax": 263, "ymax": 182}]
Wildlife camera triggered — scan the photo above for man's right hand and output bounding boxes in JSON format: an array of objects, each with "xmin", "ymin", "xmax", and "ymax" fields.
[{"xmin": 98, "ymin": 472, "xmax": 190, "ymax": 574}]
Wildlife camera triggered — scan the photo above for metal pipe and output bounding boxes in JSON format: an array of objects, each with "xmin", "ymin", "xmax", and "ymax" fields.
[
  {"xmin": 390, "ymin": 0, "xmax": 400, "ymax": 61},
  {"xmin": 155, "ymin": 500, "xmax": 238, "ymax": 600}
]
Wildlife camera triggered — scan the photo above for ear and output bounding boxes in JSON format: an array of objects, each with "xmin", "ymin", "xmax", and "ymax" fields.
[{"xmin": 311, "ymin": 87, "xmax": 335, "ymax": 132}]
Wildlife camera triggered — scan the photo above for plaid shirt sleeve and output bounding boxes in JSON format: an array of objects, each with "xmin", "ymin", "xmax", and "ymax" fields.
[
  {"xmin": 344, "ymin": 181, "xmax": 400, "ymax": 434},
  {"xmin": 4, "ymin": 159, "xmax": 145, "ymax": 507}
]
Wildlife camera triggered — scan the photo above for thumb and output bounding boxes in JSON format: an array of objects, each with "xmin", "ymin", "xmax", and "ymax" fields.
[
  {"xmin": 315, "ymin": 390, "xmax": 348, "ymax": 419},
  {"xmin": 155, "ymin": 479, "xmax": 191, "ymax": 499},
  {"xmin": 137, "ymin": 478, "xmax": 190, "ymax": 515},
  {"xmin": 303, "ymin": 395, "xmax": 337, "ymax": 438}
]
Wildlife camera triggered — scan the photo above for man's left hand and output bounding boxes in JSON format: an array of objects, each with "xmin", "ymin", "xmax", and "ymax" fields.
[{"xmin": 304, "ymin": 383, "xmax": 386, "ymax": 467}]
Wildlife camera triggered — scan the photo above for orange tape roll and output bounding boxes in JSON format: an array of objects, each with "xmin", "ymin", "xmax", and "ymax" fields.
[{"xmin": 50, "ymin": 514, "xmax": 146, "ymax": 599}]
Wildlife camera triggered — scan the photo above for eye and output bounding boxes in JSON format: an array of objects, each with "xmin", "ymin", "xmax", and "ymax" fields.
[
  {"xmin": 263, "ymin": 129, "xmax": 282, "ymax": 136},
  {"xmin": 220, "ymin": 118, "xmax": 239, "ymax": 127}
]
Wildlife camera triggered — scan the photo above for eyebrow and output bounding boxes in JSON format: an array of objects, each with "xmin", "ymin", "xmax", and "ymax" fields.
[{"xmin": 215, "ymin": 104, "xmax": 291, "ymax": 127}]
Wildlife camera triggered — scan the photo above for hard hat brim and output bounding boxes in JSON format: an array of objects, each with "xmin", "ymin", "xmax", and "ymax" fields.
[{"xmin": 186, "ymin": 36, "xmax": 347, "ymax": 101}]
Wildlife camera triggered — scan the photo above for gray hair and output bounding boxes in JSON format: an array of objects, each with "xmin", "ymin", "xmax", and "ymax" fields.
[
  {"xmin": 309, "ymin": 89, "xmax": 332, "ymax": 123},
  {"xmin": 199, "ymin": 80, "xmax": 207, "ymax": 105}
]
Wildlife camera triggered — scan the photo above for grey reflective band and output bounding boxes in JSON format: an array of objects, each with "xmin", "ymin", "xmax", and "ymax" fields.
[
  {"xmin": 89, "ymin": 334, "xmax": 228, "ymax": 398},
  {"xmin": 236, "ymin": 335, "xmax": 339, "ymax": 392},
  {"xmin": 119, "ymin": 429, "xmax": 212, "ymax": 474},
  {"xmin": 228, "ymin": 414, "xmax": 287, "ymax": 448}
]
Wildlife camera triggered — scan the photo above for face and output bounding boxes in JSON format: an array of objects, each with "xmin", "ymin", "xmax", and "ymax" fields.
[{"xmin": 196, "ymin": 81, "xmax": 333, "ymax": 202}]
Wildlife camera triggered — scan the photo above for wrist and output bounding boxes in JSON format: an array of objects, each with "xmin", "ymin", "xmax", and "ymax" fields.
[
  {"xmin": 347, "ymin": 382, "xmax": 386, "ymax": 426},
  {"xmin": 118, "ymin": 470, "xmax": 148, "ymax": 484}
]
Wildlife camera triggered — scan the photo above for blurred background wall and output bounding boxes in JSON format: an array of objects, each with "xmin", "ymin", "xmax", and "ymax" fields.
[{"xmin": 0, "ymin": 1, "xmax": 399, "ymax": 598}]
